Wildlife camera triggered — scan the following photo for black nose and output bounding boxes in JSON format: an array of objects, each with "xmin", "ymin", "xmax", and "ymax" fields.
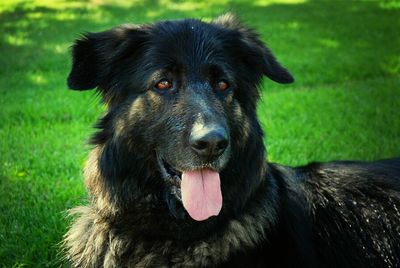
[{"xmin": 189, "ymin": 125, "xmax": 229, "ymax": 159}]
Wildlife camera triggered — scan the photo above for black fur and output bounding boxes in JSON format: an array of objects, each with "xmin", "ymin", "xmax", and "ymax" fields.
[{"xmin": 64, "ymin": 14, "xmax": 400, "ymax": 267}]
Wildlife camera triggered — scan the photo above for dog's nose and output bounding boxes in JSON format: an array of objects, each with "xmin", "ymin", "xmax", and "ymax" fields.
[{"xmin": 189, "ymin": 126, "xmax": 228, "ymax": 159}]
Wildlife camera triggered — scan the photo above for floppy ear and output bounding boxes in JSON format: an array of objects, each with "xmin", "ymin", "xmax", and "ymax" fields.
[
  {"xmin": 67, "ymin": 25, "xmax": 147, "ymax": 90},
  {"xmin": 213, "ymin": 14, "xmax": 294, "ymax": 84}
]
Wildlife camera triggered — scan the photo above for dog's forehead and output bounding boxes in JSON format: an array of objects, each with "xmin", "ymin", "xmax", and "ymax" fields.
[{"xmin": 147, "ymin": 19, "xmax": 229, "ymax": 67}]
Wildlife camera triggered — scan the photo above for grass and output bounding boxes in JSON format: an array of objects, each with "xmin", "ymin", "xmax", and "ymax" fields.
[{"xmin": 0, "ymin": 0, "xmax": 399, "ymax": 266}]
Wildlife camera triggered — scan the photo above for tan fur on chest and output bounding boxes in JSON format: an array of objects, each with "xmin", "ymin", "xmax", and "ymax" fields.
[{"xmin": 64, "ymin": 202, "xmax": 275, "ymax": 267}]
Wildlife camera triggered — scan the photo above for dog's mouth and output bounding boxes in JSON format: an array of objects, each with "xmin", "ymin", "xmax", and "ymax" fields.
[
  {"xmin": 156, "ymin": 153, "xmax": 223, "ymax": 221},
  {"xmin": 157, "ymin": 155, "xmax": 183, "ymax": 201}
]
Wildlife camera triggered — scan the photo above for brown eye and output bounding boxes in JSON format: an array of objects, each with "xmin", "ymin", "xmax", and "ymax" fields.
[
  {"xmin": 155, "ymin": 79, "xmax": 173, "ymax": 90},
  {"xmin": 216, "ymin": 80, "xmax": 229, "ymax": 91}
]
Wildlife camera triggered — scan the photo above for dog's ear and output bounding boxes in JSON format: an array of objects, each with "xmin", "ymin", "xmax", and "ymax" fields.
[
  {"xmin": 213, "ymin": 14, "xmax": 294, "ymax": 84},
  {"xmin": 67, "ymin": 25, "xmax": 148, "ymax": 90}
]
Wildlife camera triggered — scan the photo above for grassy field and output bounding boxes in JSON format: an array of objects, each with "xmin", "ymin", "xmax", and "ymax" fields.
[{"xmin": 0, "ymin": 0, "xmax": 399, "ymax": 266}]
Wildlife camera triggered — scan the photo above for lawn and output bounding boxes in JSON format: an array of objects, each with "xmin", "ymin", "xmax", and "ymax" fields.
[{"xmin": 0, "ymin": 0, "xmax": 399, "ymax": 266}]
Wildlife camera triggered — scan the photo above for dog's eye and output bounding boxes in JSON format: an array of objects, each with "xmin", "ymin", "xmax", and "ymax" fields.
[
  {"xmin": 216, "ymin": 80, "xmax": 229, "ymax": 92},
  {"xmin": 155, "ymin": 79, "xmax": 173, "ymax": 90}
]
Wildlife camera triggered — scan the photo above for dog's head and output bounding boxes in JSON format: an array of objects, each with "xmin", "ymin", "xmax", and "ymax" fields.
[{"xmin": 68, "ymin": 14, "xmax": 293, "ymax": 225}]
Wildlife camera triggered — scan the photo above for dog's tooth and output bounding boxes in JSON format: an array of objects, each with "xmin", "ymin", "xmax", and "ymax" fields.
[{"xmin": 175, "ymin": 188, "xmax": 182, "ymax": 201}]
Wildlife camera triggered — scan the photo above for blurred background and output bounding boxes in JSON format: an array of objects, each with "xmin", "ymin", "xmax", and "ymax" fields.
[{"xmin": 0, "ymin": 0, "xmax": 399, "ymax": 266}]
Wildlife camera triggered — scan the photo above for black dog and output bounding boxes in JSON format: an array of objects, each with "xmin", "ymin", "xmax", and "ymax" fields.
[{"xmin": 64, "ymin": 14, "xmax": 400, "ymax": 267}]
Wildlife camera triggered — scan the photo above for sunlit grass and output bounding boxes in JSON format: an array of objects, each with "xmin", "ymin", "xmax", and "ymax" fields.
[
  {"xmin": 0, "ymin": 0, "xmax": 399, "ymax": 266},
  {"xmin": 259, "ymin": 77, "xmax": 400, "ymax": 165},
  {"xmin": 253, "ymin": 0, "xmax": 308, "ymax": 7},
  {"xmin": 4, "ymin": 34, "xmax": 32, "ymax": 46}
]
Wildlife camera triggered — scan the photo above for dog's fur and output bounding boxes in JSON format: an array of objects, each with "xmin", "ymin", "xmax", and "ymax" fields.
[{"xmin": 64, "ymin": 14, "xmax": 400, "ymax": 267}]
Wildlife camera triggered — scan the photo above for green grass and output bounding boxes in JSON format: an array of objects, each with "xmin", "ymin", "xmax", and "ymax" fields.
[{"xmin": 0, "ymin": 0, "xmax": 399, "ymax": 266}]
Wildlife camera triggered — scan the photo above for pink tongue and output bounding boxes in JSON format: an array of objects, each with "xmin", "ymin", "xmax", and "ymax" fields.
[{"xmin": 181, "ymin": 169, "xmax": 222, "ymax": 221}]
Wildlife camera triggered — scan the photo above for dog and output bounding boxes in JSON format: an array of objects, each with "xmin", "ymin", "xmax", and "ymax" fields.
[{"xmin": 64, "ymin": 14, "xmax": 400, "ymax": 267}]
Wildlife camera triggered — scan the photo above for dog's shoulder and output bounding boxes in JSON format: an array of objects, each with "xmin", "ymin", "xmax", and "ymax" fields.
[
  {"xmin": 296, "ymin": 158, "xmax": 400, "ymax": 202},
  {"xmin": 273, "ymin": 158, "xmax": 400, "ymax": 267}
]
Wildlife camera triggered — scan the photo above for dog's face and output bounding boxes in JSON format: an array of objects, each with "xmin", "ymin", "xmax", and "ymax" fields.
[{"xmin": 68, "ymin": 14, "xmax": 293, "ymax": 223}]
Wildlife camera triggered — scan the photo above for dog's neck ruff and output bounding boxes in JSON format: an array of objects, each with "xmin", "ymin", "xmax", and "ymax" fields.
[{"xmin": 64, "ymin": 192, "xmax": 276, "ymax": 267}]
